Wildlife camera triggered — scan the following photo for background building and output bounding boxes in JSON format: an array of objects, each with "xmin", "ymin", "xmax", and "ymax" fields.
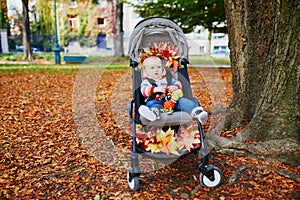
[
  {"xmin": 0, "ymin": 0, "xmax": 8, "ymax": 53},
  {"xmin": 5, "ymin": 0, "xmax": 228, "ymax": 56}
]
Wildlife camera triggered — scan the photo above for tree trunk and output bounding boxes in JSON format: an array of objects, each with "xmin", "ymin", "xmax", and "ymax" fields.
[
  {"xmin": 209, "ymin": 0, "xmax": 300, "ymax": 166},
  {"xmin": 113, "ymin": 0, "xmax": 124, "ymax": 57},
  {"xmin": 207, "ymin": 30, "xmax": 212, "ymax": 54},
  {"xmin": 21, "ymin": 0, "xmax": 33, "ymax": 60}
]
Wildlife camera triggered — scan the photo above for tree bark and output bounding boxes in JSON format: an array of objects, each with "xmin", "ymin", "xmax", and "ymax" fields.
[
  {"xmin": 217, "ymin": 0, "xmax": 300, "ymax": 165},
  {"xmin": 113, "ymin": 0, "xmax": 124, "ymax": 57},
  {"xmin": 21, "ymin": 0, "xmax": 33, "ymax": 60}
]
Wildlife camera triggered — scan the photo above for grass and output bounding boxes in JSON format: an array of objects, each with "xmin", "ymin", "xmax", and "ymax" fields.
[
  {"xmin": 86, "ymin": 55, "xmax": 230, "ymax": 65},
  {"xmin": 189, "ymin": 55, "xmax": 230, "ymax": 65},
  {"xmin": 0, "ymin": 64, "xmax": 79, "ymax": 74},
  {"xmin": 86, "ymin": 55, "xmax": 130, "ymax": 64},
  {"xmin": 0, "ymin": 53, "xmax": 230, "ymax": 73},
  {"xmin": 0, "ymin": 52, "xmax": 54, "ymax": 61},
  {"xmin": 0, "ymin": 63, "xmax": 130, "ymax": 74}
]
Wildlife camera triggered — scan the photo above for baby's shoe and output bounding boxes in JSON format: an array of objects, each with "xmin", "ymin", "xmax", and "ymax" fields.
[
  {"xmin": 191, "ymin": 107, "xmax": 208, "ymax": 124},
  {"xmin": 138, "ymin": 105, "xmax": 160, "ymax": 122}
]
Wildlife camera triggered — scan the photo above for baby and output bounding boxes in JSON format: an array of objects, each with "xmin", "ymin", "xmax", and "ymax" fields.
[{"xmin": 138, "ymin": 56, "xmax": 208, "ymax": 123}]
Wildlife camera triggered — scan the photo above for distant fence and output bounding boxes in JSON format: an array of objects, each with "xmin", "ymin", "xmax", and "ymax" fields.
[{"xmin": 7, "ymin": 34, "xmax": 108, "ymax": 53}]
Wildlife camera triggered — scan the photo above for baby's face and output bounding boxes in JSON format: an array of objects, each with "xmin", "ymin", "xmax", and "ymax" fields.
[{"xmin": 143, "ymin": 57, "xmax": 164, "ymax": 79}]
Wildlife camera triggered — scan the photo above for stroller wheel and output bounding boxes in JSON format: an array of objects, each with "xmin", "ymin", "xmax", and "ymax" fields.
[
  {"xmin": 199, "ymin": 165, "xmax": 222, "ymax": 188},
  {"xmin": 127, "ymin": 168, "xmax": 139, "ymax": 191}
]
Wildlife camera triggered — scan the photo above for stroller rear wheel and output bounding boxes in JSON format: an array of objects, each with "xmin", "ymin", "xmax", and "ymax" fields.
[
  {"xmin": 127, "ymin": 167, "xmax": 139, "ymax": 191},
  {"xmin": 199, "ymin": 165, "xmax": 222, "ymax": 188}
]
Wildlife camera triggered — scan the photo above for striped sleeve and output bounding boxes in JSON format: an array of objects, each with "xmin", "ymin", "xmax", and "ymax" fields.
[{"xmin": 141, "ymin": 80, "xmax": 155, "ymax": 97}]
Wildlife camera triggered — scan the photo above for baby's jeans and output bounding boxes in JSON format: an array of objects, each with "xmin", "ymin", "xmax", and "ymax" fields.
[
  {"xmin": 146, "ymin": 100, "xmax": 164, "ymax": 110},
  {"xmin": 146, "ymin": 97, "xmax": 198, "ymax": 114},
  {"xmin": 174, "ymin": 97, "xmax": 199, "ymax": 114}
]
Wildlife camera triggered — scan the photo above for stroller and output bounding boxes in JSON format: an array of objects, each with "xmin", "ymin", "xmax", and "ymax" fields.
[{"xmin": 127, "ymin": 17, "xmax": 222, "ymax": 191}]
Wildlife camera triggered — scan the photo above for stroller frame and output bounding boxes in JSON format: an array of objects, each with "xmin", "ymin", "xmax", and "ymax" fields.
[{"xmin": 127, "ymin": 17, "xmax": 222, "ymax": 191}]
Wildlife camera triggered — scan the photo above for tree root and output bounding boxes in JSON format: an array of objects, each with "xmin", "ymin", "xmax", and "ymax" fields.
[
  {"xmin": 228, "ymin": 164, "xmax": 252, "ymax": 185},
  {"xmin": 228, "ymin": 164, "xmax": 300, "ymax": 185},
  {"xmin": 205, "ymin": 132, "xmax": 300, "ymax": 166}
]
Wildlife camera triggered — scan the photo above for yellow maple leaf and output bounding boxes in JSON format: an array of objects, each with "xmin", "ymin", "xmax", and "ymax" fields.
[
  {"xmin": 157, "ymin": 128, "xmax": 172, "ymax": 146},
  {"xmin": 168, "ymin": 134, "xmax": 180, "ymax": 156},
  {"xmin": 157, "ymin": 128, "xmax": 180, "ymax": 156},
  {"xmin": 146, "ymin": 143, "xmax": 160, "ymax": 153}
]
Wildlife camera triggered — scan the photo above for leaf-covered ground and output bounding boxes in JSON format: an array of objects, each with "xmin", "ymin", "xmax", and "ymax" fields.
[{"xmin": 0, "ymin": 67, "xmax": 299, "ymax": 199}]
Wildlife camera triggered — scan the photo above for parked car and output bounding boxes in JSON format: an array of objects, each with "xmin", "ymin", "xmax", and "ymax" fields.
[
  {"xmin": 212, "ymin": 49, "xmax": 230, "ymax": 55},
  {"xmin": 15, "ymin": 45, "xmax": 42, "ymax": 53}
]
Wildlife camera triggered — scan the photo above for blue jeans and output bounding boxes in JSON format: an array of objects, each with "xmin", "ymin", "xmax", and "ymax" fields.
[
  {"xmin": 146, "ymin": 97, "xmax": 198, "ymax": 114},
  {"xmin": 146, "ymin": 100, "xmax": 163, "ymax": 110}
]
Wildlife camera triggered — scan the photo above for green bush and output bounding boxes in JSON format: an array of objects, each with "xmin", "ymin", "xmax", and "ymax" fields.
[
  {"xmin": 38, "ymin": 53, "xmax": 54, "ymax": 61},
  {"xmin": 4, "ymin": 55, "xmax": 16, "ymax": 61},
  {"xmin": 78, "ymin": 37, "xmax": 97, "ymax": 47},
  {"xmin": 43, "ymin": 40, "xmax": 54, "ymax": 52},
  {"xmin": 8, "ymin": 36, "xmax": 22, "ymax": 51}
]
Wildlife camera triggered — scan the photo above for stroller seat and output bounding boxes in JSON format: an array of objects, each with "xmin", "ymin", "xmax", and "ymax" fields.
[
  {"xmin": 139, "ymin": 111, "xmax": 193, "ymax": 127},
  {"xmin": 138, "ymin": 61, "xmax": 194, "ymax": 127}
]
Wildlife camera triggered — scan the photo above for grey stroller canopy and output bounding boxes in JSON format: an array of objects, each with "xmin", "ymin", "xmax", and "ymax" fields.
[{"xmin": 128, "ymin": 17, "xmax": 189, "ymax": 63}]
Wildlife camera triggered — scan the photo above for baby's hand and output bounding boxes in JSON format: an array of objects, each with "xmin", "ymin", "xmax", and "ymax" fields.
[
  {"xmin": 167, "ymin": 85, "xmax": 178, "ymax": 92},
  {"xmin": 154, "ymin": 85, "xmax": 166, "ymax": 93}
]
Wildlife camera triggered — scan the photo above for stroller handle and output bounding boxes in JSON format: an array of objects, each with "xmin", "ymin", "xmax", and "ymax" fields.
[{"xmin": 130, "ymin": 59, "xmax": 139, "ymax": 68}]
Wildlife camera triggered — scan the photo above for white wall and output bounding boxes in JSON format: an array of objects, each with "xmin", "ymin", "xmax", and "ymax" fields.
[
  {"xmin": 0, "ymin": 29, "xmax": 9, "ymax": 53},
  {"xmin": 122, "ymin": 2, "xmax": 143, "ymax": 54}
]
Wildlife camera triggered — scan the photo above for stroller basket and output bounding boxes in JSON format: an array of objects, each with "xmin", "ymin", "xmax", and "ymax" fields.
[{"xmin": 126, "ymin": 17, "xmax": 222, "ymax": 191}]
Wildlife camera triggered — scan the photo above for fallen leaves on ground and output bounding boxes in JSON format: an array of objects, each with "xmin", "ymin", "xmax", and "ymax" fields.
[
  {"xmin": 220, "ymin": 127, "xmax": 244, "ymax": 138},
  {"xmin": 0, "ymin": 67, "xmax": 299, "ymax": 199}
]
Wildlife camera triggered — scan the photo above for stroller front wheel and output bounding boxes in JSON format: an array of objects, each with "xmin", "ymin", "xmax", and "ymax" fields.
[
  {"xmin": 199, "ymin": 165, "xmax": 222, "ymax": 188},
  {"xmin": 127, "ymin": 168, "xmax": 139, "ymax": 191}
]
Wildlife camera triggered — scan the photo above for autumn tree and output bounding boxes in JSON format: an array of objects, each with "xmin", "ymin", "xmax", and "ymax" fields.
[
  {"xmin": 21, "ymin": 0, "xmax": 33, "ymax": 60},
  {"xmin": 34, "ymin": 0, "xmax": 53, "ymax": 35},
  {"xmin": 207, "ymin": 0, "xmax": 300, "ymax": 166},
  {"xmin": 127, "ymin": 0, "xmax": 226, "ymax": 53},
  {"xmin": 0, "ymin": 0, "xmax": 8, "ymax": 29},
  {"xmin": 127, "ymin": 0, "xmax": 226, "ymax": 33},
  {"xmin": 35, "ymin": 0, "xmax": 88, "ymax": 43},
  {"xmin": 35, "ymin": 0, "xmax": 121, "ymax": 52}
]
